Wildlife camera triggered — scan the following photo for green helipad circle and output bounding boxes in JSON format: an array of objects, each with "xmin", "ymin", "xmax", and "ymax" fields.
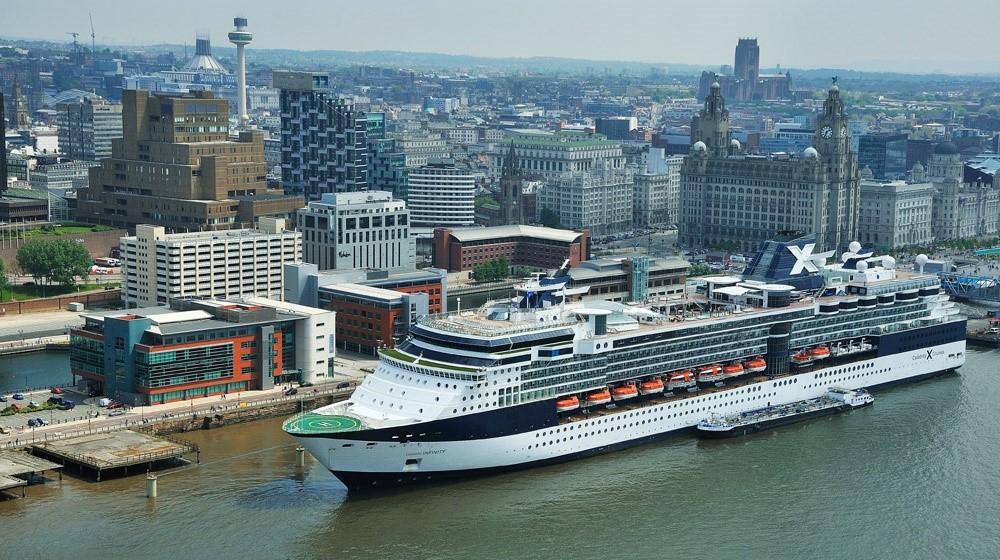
[{"xmin": 288, "ymin": 413, "xmax": 362, "ymax": 434}]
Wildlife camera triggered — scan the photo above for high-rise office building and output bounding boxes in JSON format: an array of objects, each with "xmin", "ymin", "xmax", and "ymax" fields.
[
  {"xmin": 858, "ymin": 133, "xmax": 908, "ymax": 180},
  {"xmin": 296, "ymin": 190, "xmax": 415, "ymax": 272},
  {"xmin": 408, "ymin": 160, "xmax": 476, "ymax": 228},
  {"xmin": 120, "ymin": 217, "xmax": 301, "ymax": 307},
  {"xmin": 76, "ymin": 89, "xmax": 303, "ymax": 231},
  {"xmin": 274, "ymin": 71, "xmax": 368, "ymax": 200},
  {"xmin": 680, "ymin": 82, "xmax": 859, "ymax": 252},
  {"xmin": 595, "ymin": 117, "xmax": 638, "ymax": 141},
  {"xmin": 56, "ymin": 97, "xmax": 123, "ymax": 161}
]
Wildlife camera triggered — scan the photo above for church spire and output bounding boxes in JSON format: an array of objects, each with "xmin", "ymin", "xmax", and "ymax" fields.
[{"xmin": 502, "ymin": 141, "xmax": 519, "ymax": 177}]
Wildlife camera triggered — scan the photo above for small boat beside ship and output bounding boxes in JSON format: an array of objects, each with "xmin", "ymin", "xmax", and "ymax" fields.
[{"xmin": 696, "ymin": 387, "xmax": 874, "ymax": 438}]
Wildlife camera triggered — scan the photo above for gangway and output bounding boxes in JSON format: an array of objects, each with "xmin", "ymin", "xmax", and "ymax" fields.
[{"xmin": 939, "ymin": 272, "xmax": 1000, "ymax": 304}]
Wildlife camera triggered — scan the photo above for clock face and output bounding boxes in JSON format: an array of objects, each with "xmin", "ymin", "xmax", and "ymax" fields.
[
  {"xmin": 820, "ymin": 126, "xmax": 833, "ymax": 139},
  {"xmin": 840, "ymin": 125, "xmax": 849, "ymax": 138}
]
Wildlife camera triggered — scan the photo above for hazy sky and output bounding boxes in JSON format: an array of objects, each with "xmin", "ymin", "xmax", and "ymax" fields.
[{"xmin": 7, "ymin": 0, "xmax": 999, "ymax": 73}]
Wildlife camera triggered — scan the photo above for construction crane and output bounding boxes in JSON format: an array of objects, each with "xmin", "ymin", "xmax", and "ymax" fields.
[{"xmin": 89, "ymin": 13, "xmax": 96, "ymax": 52}]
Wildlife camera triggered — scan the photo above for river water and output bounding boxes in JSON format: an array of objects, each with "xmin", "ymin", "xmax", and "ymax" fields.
[{"xmin": 1, "ymin": 348, "xmax": 998, "ymax": 559}]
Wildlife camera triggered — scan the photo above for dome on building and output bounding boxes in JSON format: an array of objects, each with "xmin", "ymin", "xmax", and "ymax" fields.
[
  {"xmin": 912, "ymin": 162, "xmax": 925, "ymax": 172},
  {"xmin": 803, "ymin": 146, "xmax": 819, "ymax": 160},
  {"xmin": 692, "ymin": 141, "xmax": 707, "ymax": 153},
  {"xmin": 182, "ymin": 36, "xmax": 229, "ymax": 74},
  {"xmin": 711, "ymin": 81, "xmax": 721, "ymax": 90},
  {"xmin": 829, "ymin": 84, "xmax": 840, "ymax": 94},
  {"xmin": 730, "ymin": 139, "xmax": 741, "ymax": 151},
  {"xmin": 934, "ymin": 141, "xmax": 958, "ymax": 155},
  {"xmin": 860, "ymin": 165, "xmax": 874, "ymax": 179}
]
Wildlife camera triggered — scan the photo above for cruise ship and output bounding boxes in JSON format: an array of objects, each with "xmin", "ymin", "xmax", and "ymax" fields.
[{"xmin": 284, "ymin": 236, "xmax": 966, "ymax": 490}]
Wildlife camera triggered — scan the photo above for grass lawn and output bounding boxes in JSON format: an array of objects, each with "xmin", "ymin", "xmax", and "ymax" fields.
[
  {"xmin": 21, "ymin": 223, "xmax": 113, "ymax": 238},
  {"xmin": 0, "ymin": 282, "xmax": 119, "ymax": 302}
]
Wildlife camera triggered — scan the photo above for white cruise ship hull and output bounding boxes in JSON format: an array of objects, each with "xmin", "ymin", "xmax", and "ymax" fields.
[{"xmin": 293, "ymin": 340, "xmax": 965, "ymax": 489}]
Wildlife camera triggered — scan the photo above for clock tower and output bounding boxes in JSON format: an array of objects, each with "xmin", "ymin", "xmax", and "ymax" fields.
[{"xmin": 810, "ymin": 78, "xmax": 860, "ymax": 251}]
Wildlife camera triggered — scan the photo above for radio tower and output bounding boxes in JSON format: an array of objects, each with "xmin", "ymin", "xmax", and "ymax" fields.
[{"xmin": 228, "ymin": 17, "xmax": 253, "ymax": 127}]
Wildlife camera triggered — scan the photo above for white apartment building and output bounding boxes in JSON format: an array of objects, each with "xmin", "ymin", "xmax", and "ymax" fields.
[
  {"xmin": 296, "ymin": 190, "xmax": 415, "ymax": 272},
  {"xmin": 537, "ymin": 158, "xmax": 634, "ymax": 236},
  {"xmin": 633, "ymin": 148, "xmax": 682, "ymax": 228},
  {"xmin": 121, "ymin": 217, "xmax": 302, "ymax": 307},
  {"xmin": 408, "ymin": 160, "xmax": 476, "ymax": 228}
]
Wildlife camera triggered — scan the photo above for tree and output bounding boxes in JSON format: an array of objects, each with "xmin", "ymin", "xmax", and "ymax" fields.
[
  {"xmin": 0, "ymin": 259, "xmax": 9, "ymax": 301},
  {"xmin": 16, "ymin": 239, "xmax": 92, "ymax": 289},
  {"xmin": 472, "ymin": 256, "xmax": 510, "ymax": 283},
  {"xmin": 539, "ymin": 208, "xmax": 562, "ymax": 229}
]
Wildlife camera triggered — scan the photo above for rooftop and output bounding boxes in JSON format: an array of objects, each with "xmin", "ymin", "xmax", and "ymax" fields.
[
  {"xmin": 443, "ymin": 225, "xmax": 584, "ymax": 243},
  {"xmin": 323, "ymin": 283, "xmax": 408, "ymax": 302}
]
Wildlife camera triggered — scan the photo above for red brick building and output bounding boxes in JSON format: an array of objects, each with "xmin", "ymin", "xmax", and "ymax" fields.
[
  {"xmin": 433, "ymin": 225, "xmax": 589, "ymax": 272},
  {"xmin": 320, "ymin": 284, "xmax": 430, "ymax": 355}
]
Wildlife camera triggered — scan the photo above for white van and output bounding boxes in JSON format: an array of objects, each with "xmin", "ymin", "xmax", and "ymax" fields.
[{"xmin": 98, "ymin": 398, "xmax": 112, "ymax": 407}]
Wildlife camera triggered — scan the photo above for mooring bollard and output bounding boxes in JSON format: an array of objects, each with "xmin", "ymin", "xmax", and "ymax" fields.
[
  {"xmin": 146, "ymin": 474, "xmax": 158, "ymax": 498},
  {"xmin": 295, "ymin": 446, "xmax": 305, "ymax": 468}
]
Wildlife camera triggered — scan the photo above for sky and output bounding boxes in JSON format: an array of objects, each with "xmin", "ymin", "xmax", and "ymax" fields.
[{"xmin": 6, "ymin": 0, "xmax": 1000, "ymax": 74}]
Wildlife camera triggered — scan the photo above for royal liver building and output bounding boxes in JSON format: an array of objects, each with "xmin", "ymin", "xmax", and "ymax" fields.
[{"xmin": 679, "ymin": 82, "xmax": 860, "ymax": 252}]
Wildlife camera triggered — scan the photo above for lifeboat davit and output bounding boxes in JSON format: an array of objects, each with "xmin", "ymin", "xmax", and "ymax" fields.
[
  {"xmin": 585, "ymin": 388, "xmax": 612, "ymax": 406},
  {"xmin": 666, "ymin": 370, "xmax": 696, "ymax": 390},
  {"xmin": 611, "ymin": 384, "xmax": 639, "ymax": 402},
  {"xmin": 809, "ymin": 345, "xmax": 831, "ymax": 360},
  {"xmin": 791, "ymin": 350, "xmax": 813, "ymax": 366},
  {"xmin": 555, "ymin": 396, "xmax": 580, "ymax": 412},
  {"xmin": 639, "ymin": 378, "xmax": 664, "ymax": 395},
  {"xmin": 745, "ymin": 357, "xmax": 767, "ymax": 373},
  {"xmin": 722, "ymin": 362, "xmax": 745, "ymax": 378}
]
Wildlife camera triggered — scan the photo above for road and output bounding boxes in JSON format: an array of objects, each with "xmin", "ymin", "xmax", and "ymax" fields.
[{"xmin": 0, "ymin": 309, "xmax": 83, "ymax": 342}]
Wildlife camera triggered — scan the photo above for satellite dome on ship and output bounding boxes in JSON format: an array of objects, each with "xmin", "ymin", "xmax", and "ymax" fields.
[{"xmin": 182, "ymin": 36, "xmax": 229, "ymax": 74}]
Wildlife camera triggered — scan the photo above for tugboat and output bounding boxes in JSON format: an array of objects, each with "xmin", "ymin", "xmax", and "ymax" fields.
[{"xmin": 696, "ymin": 387, "xmax": 874, "ymax": 438}]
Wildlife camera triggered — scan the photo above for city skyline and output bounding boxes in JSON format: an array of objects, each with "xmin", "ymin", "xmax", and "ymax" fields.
[{"xmin": 6, "ymin": 0, "xmax": 1000, "ymax": 75}]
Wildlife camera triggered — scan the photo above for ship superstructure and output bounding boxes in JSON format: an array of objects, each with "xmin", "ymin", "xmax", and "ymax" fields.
[{"xmin": 285, "ymin": 237, "xmax": 965, "ymax": 489}]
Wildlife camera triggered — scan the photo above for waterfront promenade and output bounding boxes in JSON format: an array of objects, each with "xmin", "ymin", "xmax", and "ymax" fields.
[{"xmin": 0, "ymin": 352, "xmax": 377, "ymax": 449}]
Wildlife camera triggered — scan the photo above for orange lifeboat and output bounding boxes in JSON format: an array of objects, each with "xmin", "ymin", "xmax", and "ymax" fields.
[
  {"xmin": 697, "ymin": 364, "xmax": 724, "ymax": 383},
  {"xmin": 809, "ymin": 345, "xmax": 831, "ymax": 360},
  {"xmin": 585, "ymin": 388, "xmax": 612, "ymax": 406},
  {"xmin": 666, "ymin": 370, "xmax": 696, "ymax": 390},
  {"xmin": 639, "ymin": 378, "xmax": 665, "ymax": 396},
  {"xmin": 555, "ymin": 396, "xmax": 580, "ymax": 413},
  {"xmin": 745, "ymin": 357, "xmax": 767, "ymax": 373},
  {"xmin": 791, "ymin": 350, "xmax": 813, "ymax": 366},
  {"xmin": 722, "ymin": 362, "xmax": 745, "ymax": 378},
  {"xmin": 611, "ymin": 384, "xmax": 639, "ymax": 402}
]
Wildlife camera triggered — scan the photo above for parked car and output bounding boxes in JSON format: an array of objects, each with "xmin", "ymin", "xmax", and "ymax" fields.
[
  {"xmin": 50, "ymin": 387, "xmax": 63, "ymax": 395},
  {"xmin": 108, "ymin": 410, "xmax": 125, "ymax": 417},
  {"xmin": 98, "ymin": 398, "xmax": 112, "ymax": 407},
  {"xmin": 299, "ymin": 381, "xmax": 314, "ymax": 388},
  {"xmin": 61, "ymin": 400, "xmax": 75, "ymax": 410},
  {"xmin": 12, "ymin": 393, "xmax": 24, "ymax": 401},
  {"xmin": 336, "ymin": 382, "xmax": 351, "ymax": 390},
  {"xmin": 283, "ymin": 387, "xmax": 298, "ymax": 396},
  {"xmin": 0, "ymin": 394, "xmax": 7, "ymax": 402},
  {"xmin": 27, "ymin": 417, "xmax": 48, "ymax": 427},
  {"xmin": 28, "ymin": 400, "xmax": 39, "ymax": 408}
]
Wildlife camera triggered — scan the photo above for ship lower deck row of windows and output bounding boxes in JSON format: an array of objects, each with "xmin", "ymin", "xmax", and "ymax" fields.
[
  {"xmin": 791, "ymin": 302, "xmax": 928, "ymax": 336},
  {"xmin": 379, "ymin": 356, "xmax": 485, "ymax": 382}
]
